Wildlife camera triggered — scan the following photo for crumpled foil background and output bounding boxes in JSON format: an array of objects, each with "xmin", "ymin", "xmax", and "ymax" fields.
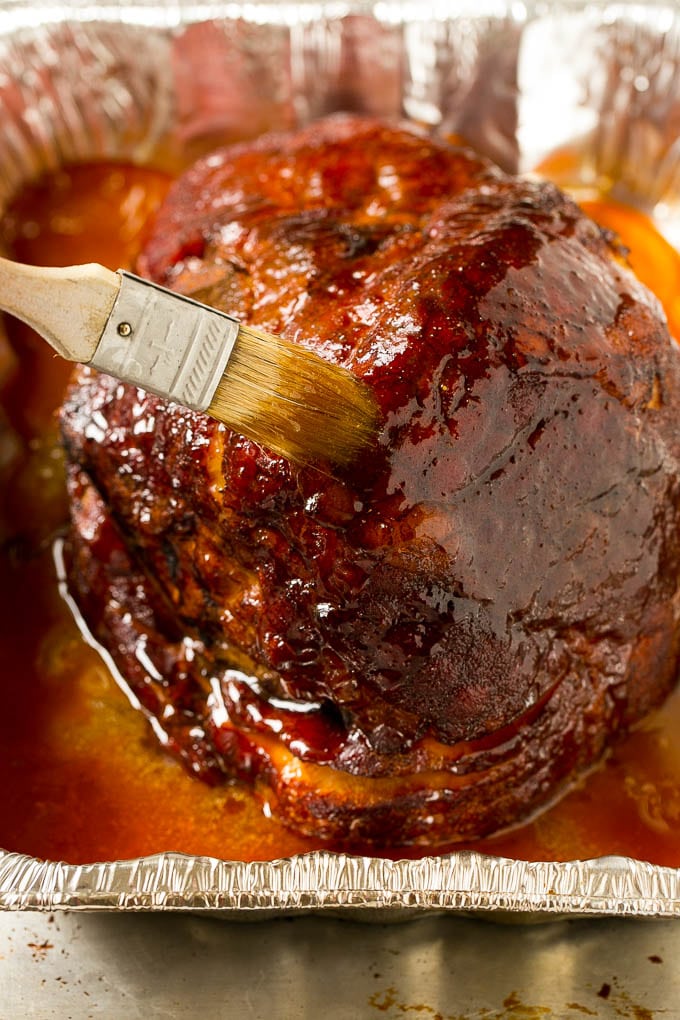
[{"xmin": 2, "ymin": 0, "xmax": 680, "ymax": 918}]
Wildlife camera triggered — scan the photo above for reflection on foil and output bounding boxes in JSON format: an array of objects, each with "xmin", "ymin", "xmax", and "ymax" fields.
[
  {"xmin": 518, "ymin": 7, "xmax": 680, "ymax": 246},
  {"xmin": 3, "ymin": 0, "xmax": 680, "ymax": 917}
]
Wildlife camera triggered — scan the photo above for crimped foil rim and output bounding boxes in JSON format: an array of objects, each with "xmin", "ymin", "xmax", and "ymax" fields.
[
  {"xmin": 1, "ymin": 850, "xmax": 680, "ymax": 916},
  {"xmin": 2, "ymin": 0, "xmax": 680, "ymax": 918}
]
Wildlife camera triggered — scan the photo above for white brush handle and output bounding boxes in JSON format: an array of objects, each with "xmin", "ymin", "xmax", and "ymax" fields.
[{"xmin": 0, "ymin": 256, "xmax": 120, "ymax": 362}]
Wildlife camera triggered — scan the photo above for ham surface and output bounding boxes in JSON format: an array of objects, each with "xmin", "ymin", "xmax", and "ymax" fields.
[{"xmin": 61, "ymin": 116, "xmax": 680, "ymax": 845}]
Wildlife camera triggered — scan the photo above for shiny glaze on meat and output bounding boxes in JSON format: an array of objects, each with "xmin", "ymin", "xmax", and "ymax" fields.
[{"xmin": 61, "ymin": 117, "xmax": 680, "ymax": 844}]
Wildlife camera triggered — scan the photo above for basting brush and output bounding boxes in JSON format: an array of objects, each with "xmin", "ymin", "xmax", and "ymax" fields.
[{"xmin": 0, "ymin": 257, "xmax": 377, "ymax": 465}]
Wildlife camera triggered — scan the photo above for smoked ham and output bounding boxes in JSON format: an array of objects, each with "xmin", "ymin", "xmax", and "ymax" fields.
[{"xmin": 60, "ymin": 116, "xmax": 680, "ymax": 845}]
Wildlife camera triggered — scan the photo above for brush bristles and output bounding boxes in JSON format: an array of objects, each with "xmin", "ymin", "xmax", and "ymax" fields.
[{"xmin": 207, "ymin": 325, "xmax": 378, "ymax": 465}]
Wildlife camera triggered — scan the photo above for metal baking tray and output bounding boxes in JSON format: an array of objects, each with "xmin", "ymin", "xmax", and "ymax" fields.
[{"xmin": 2, "ymin": 0, "xmax": 680, "ymax": 919}]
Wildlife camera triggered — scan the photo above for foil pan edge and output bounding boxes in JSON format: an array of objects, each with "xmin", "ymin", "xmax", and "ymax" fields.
[{"xmin": 1, "ymin": 850, "xmax": 680, "ymax": 918}]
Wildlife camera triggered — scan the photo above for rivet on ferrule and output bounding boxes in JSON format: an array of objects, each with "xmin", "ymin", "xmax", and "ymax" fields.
[{"xmin": 90, "ymin": 271, "xmax": 241, "ymax": 412}]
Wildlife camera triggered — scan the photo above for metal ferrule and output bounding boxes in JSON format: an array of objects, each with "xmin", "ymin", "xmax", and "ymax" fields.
[{"xmin": 90, "ymin": 271, "xmax": 240, "ymax": 412}]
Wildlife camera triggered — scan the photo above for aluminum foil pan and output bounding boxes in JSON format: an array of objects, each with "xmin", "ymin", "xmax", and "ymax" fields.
[{"xmin": 3, "ymin": 0, "xmax": 680, "ymax": 919}]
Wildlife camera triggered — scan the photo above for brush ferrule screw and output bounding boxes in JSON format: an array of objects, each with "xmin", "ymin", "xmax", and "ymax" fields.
[{"xmin": 91, "ymin": 271, "xmax": 240, "ymax": 412}]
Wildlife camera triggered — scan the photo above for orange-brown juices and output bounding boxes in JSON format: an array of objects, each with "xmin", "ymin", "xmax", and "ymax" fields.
[
  {"xmin": 581, "ymin": 197, "xmax": 680, "ymax": 343},
  {"xmin": 2, "ymin": 164, "xmax": 680, "ymax": 864}
]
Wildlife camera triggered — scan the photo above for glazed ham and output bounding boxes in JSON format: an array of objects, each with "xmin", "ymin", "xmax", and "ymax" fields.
[{"xmin": 60, "ymin": 116, "xmax": 680, "ymax": 846}]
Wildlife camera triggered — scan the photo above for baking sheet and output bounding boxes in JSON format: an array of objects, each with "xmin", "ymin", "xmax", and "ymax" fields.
[
  {"xmin": 3, "ymin": 0, "xmax": 680, "ymax": 918},
  {"xmin": 1, "ymin": 910, "xmax": 677, "ymax": 1018}
]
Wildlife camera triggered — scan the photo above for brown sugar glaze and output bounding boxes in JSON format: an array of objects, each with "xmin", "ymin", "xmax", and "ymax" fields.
[{"xmin": 3, "ymin": 165, "xmax": 680, "ymax": 865}]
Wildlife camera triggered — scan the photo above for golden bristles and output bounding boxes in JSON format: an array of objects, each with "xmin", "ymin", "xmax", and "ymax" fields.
[{"xmin": 207, "ymin": 325, "xmax": 378, "ymax": 465}]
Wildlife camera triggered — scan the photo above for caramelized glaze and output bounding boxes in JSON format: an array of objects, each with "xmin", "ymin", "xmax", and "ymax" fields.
[
  {"xmin": 59, "ymin": 121, "xmax": 680, "ymax": 846},
  {"xmin": 2, "ymin": 162, "xmax": 680, "ymax": 863}
]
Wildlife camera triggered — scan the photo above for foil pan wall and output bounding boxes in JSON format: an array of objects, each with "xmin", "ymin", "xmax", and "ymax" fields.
[{"xmin": 2, "ymin": 0, "xmax": 680, "ymax": 918}]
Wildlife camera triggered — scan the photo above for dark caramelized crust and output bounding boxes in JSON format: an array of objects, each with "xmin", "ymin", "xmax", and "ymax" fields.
[{"xmin": 61, "ymin": 116, "xmax": 680, "ymax": 845}]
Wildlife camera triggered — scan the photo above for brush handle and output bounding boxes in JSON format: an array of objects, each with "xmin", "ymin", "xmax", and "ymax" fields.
[
  {"xmin": 0, "ymin": 256, "xmax": 120, "ymax": 361},
  {"xmin": 0, "ymin": 255, "xmax": 242, "ymax": 410}
]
